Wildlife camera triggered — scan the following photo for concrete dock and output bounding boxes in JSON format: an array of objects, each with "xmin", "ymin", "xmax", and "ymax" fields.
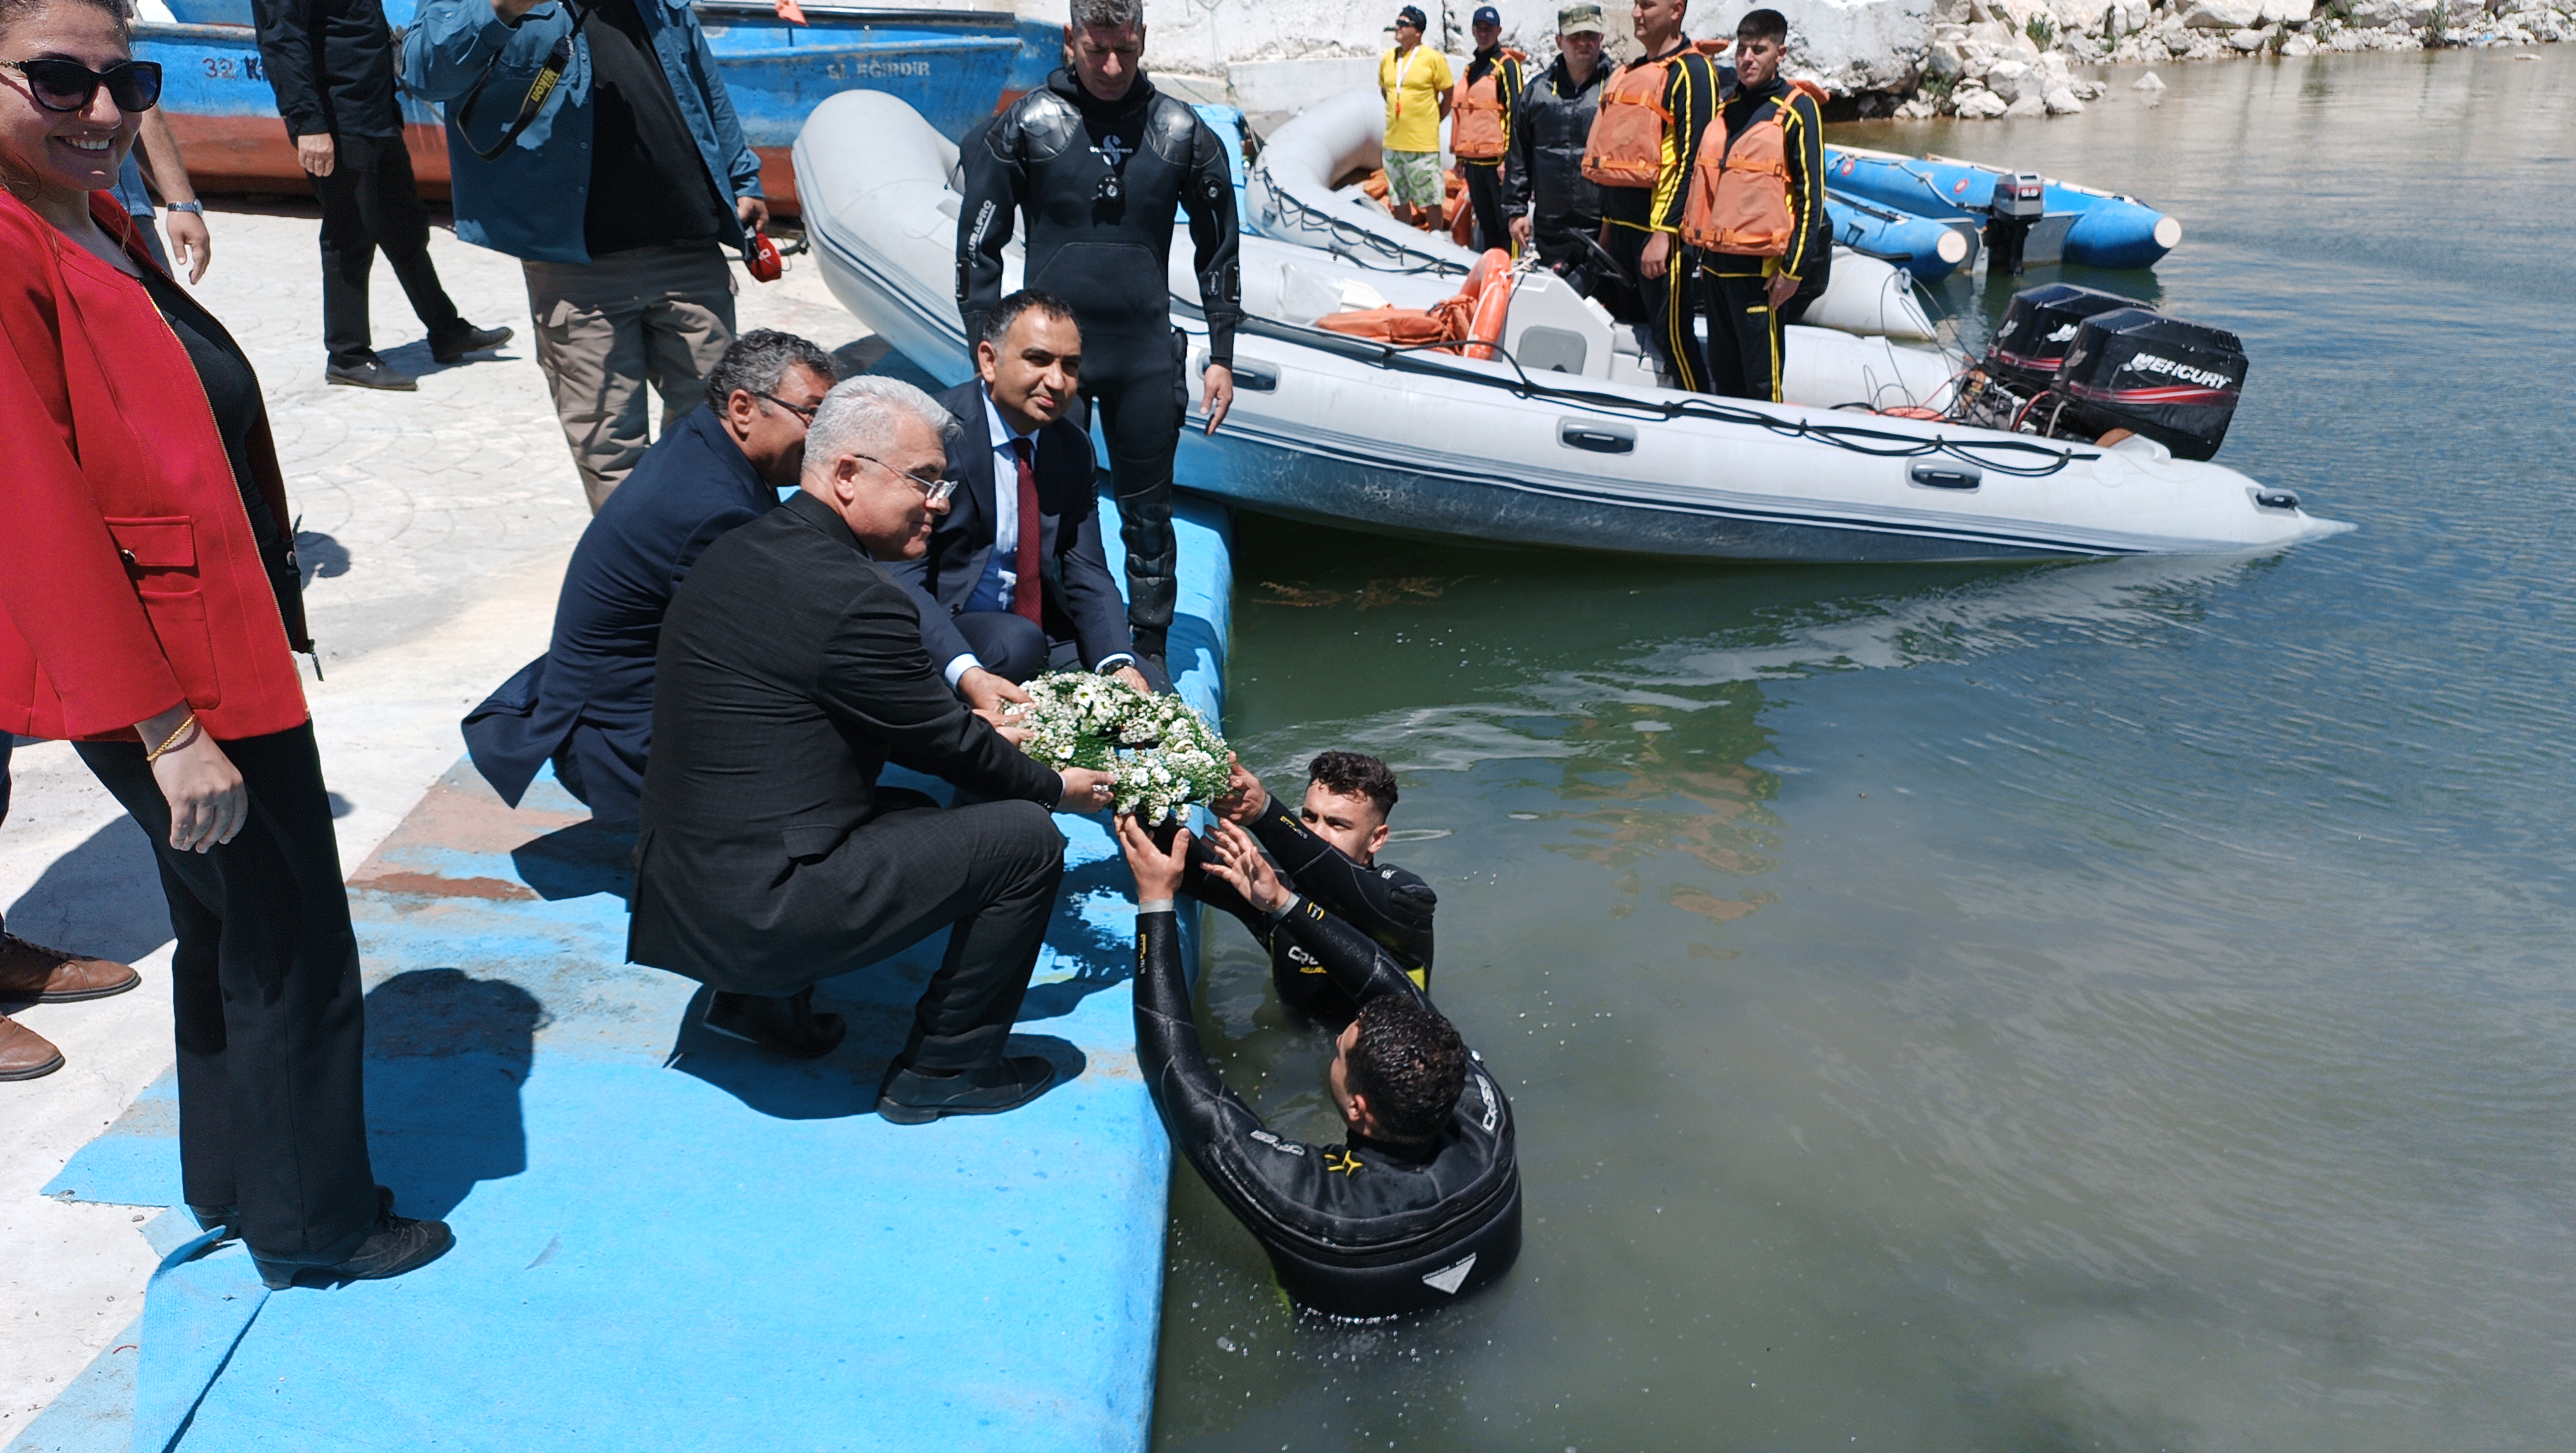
[{"xmin": 0, "ymin": 202, "xmax": 1220, "ymax": 1450}]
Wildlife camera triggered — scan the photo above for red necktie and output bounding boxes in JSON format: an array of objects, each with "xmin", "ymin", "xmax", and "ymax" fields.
[{"xmin": 1011, "ymin": 437, "xmax": 1042, "ymax": 623}]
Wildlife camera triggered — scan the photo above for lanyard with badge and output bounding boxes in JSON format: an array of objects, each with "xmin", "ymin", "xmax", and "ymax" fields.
[{"xmin": 451, "ymin": 0, "xmax": 593, "ymax": 163}]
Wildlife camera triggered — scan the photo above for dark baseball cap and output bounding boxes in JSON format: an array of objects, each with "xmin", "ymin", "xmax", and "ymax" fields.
[
  {"xmin": 1396, "ymin": 5, "xmax": 1428, "ymax": 28},
  {"xmin": 1473, "ymin": 5, "xmax": 1502, "ymax": 23}
]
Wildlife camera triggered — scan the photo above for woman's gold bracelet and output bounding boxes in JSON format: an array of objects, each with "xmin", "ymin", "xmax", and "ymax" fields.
[{"xmin": 144, "ymin": 712, "xmax": 200, "ymax": 763}]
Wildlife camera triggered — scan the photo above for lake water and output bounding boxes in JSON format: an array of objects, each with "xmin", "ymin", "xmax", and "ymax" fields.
[{"xmin": 1149, "ymin": 46, "xmax": 2576, "ymax": 1451}]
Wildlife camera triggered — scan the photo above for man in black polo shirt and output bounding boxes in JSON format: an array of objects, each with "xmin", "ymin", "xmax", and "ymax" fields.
[{"xmin": 256, "ymin": 0, "xmax": 511, "ymax": 390}]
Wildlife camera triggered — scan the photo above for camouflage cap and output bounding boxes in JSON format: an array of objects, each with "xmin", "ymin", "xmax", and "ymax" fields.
[{"xmin": 1557, "ymin": 3, "xmax": 1608, "ymax": 34}]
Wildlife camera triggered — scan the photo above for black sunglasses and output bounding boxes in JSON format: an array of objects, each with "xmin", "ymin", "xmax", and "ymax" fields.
[
  {"xmin": 1, "ymin": 57, "xmax": 162, "ymax": 115},
  {"xmin": 754, "ymin": 390, "xmax": 817, "ymax": 423}
]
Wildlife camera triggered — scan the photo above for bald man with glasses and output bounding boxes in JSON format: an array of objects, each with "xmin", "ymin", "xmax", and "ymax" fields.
[{"xmin": 630, "ymin": 375, "xmax": 1116, "ymax": 1123}]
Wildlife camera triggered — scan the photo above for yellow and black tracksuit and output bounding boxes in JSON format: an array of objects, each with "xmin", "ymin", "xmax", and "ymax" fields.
[
  {"xmin": 1457, "ymin": 46, "xmax": 1526, "ymax": 254},
  {"xmin": 1698, "ymin": 77, "xmax": 1825, "ymax": 403},
  {"xmin": 1598, "ymin": 41, "xmax": 1720, "ymax": 392}
]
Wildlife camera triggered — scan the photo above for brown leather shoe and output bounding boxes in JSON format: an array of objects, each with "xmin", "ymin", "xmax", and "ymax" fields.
[
  {"xmin": 0, "ymin": 1013, "xmax": 64, "ymax": 1080},
  {"xmin": 0, "ymin": 934, "xmax": 141, "ymax": 1003}
]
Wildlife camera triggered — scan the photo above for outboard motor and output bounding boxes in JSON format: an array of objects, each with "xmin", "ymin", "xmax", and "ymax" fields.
[
  {"xmin": 1982, "ymin": 170, "xmax": 2048, "ymax": 276},
  {"xmin": 1956, "ymin": 282, "xmax": 2131, "ymax": 433},
  {"xmin": 2053, "ymin": 308, "xmax": 2249, "ymax": 461}
]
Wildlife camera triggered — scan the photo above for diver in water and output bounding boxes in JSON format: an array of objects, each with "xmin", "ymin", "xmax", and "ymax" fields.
[
  {"xmin": 1192, "ymin": 750, "xmax": 1436, "ymax": 1026},
  {"xmin": 1117, "ymin": 815, "xmax": 1520, "ymax": 1320},
  {"xmin": 956, "ymin": 0, "xmax": 1242, "ymax": 670}
]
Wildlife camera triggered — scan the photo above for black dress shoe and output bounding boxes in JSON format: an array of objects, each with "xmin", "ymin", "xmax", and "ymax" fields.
[
  {"xmin": 325, "ymin": 357, "xmax": 417, "ymax": 391},
  {"xmin": 250, "ymin": 1188, "xmax": 451, "ymax": 1291},
  {"xmin": 430, "ymin": 323, "xmax": 513, "ymax": 365},
  {"xmin": 876, "ymin": 1055, "xmax": 1057, "ymax": 1125},
  {"xmin": 703, "ymin": 986, "xmax": 846, "ymax": 1059}
]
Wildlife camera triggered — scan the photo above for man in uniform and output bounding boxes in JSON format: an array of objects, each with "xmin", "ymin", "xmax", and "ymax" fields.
[
  {"xmin": 1692, "ymin": 8, "xmax": 1824, "ymax": 401},
  {"xmin": 1504, "ymin": 4, "xmax": 1610, "ymax": 294},
  {"xmin": 958, "ymin": 0, "xmax": 1242, "ymax": 672},
  {"xmin": 1451, "ymin": 6, "xmax": 1524, "ymax": 254},
  {"xmin": 1582, "ymin": 0, "xmax": 1721, "ymax": 391}
]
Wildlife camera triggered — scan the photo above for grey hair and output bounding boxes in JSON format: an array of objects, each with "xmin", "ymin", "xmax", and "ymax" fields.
[
  {"xmin": 1069, "ymin": 0, "xmax": 1141, "ymax": 30},
  {"xmin": 703, "ymin": 329, "xmax": 836, "ymax": 413},
  {"xmin": 804, "ymin": 375, "xmax": 959, "ymax": 477}
]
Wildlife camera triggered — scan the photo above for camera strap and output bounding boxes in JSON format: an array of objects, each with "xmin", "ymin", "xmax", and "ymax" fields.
[{"xmin": 452, "ymin": 1, "xmax": 592, "ymax": 164}]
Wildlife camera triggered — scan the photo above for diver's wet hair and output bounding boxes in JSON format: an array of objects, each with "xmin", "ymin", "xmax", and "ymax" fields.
[
  {"xmin": 1348, "ymin": 994, "xmax": 1466, "ymax": 1142},
  {"xmin": 1307, "ymin": 750, "xmax": 1399, "ymax": 815}
]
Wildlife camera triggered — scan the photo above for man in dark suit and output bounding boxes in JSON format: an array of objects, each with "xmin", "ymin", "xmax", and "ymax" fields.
[
  {"xmin": 462, "ymin": 332, "xmax": 834, "ymax": 837},
  {"xmin": 890, "ymin": 290, "xmax": 1162, "ymax": 711},
  {"xmin": 629, "ymin": 375, "xmax": 1119, "ymax": 1124}
]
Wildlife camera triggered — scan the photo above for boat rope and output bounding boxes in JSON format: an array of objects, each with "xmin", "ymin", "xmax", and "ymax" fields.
[{"xmin": 1250, "ymin": 164, "xmax": 1473, "ymax": 277}]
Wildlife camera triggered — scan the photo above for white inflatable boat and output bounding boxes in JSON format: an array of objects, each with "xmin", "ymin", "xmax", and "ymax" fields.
[
  {"xmin": 1248, "ymin": 82, "xmax": 1942, "ymax": 346},
  {"xmin": 793, "ymin": 91, "xmax": 2349, "ymax": 562}
]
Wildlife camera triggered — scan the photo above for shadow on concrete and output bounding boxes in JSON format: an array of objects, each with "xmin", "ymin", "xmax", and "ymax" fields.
[
  {"xmin": 361, "ymin": 967, "xmax": 543, "ymax": 1220},
  {"xmin": 294, "ymin": 529, "xmax": 350, "ymax": 587},
  {"xmin": 511, "ymin": 821, "xmax": 636, "ymax": 905},
  {"xmin": 664, "ymin": 974, "xmax": 1086, "ymax": 1123},
  {"xmin": 1018, "ymin": 854, "xmax": 1137, "ymax": 1023},
  {"xmin": 0, "ymin": 813, "xmax": 172, "ymax": 974}
]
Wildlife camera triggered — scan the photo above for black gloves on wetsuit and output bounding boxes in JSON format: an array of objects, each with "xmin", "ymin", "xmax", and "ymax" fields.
[
  {"xmin": 958, "ymin": 68, "xmax": 1244, "ymax": 663},
  {"xmin": 1132, "ymin": 898, "xmax": 1520, "ymax": 1319}
]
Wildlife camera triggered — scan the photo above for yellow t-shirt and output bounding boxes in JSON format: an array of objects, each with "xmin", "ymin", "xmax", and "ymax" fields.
[{"xmin": 1378, "ymin": 44, "xmax": 1455, "ymax": 153}]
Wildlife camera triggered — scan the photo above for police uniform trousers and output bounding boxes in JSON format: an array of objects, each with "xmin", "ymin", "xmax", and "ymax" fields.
[
  {"xmin": 77, "ymin": 723, "xmax": 381, "ymax": 1263},
  {"xmin": 1700, "ymin": 263, "xmax": 1785, "ymax": 403}
]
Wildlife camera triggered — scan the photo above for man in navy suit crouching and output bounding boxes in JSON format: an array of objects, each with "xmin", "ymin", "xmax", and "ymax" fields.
[{"xmin": 893, "ymin": 290, "xmax": 1164, "ymax": 713}]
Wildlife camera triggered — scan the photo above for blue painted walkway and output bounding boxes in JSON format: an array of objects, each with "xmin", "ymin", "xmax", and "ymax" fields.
[{"xmin": 12, "ymin": 497, "xmax": 1231, "ymax": 1453}]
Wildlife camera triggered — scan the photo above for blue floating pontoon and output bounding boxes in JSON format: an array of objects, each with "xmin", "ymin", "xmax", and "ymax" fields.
[
  {"xmin": 1821, "ymin": 144, "xmax": 2184, "ymax": 271},
  {"xmin": 1825, "ymin": 191, "xmax": 1976, "ymax": 280}
]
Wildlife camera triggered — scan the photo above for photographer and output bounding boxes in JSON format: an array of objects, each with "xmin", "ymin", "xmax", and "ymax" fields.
[{"xmin": 402, "ymin": 0, "xmax": 766, "ymax": 509}]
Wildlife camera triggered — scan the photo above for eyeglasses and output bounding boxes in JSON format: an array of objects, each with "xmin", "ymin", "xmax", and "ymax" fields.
[
  {"xmin": 755, "ymin": 390, "xmax": 817, "ymax": 423},
  {"xmin": 852, "ymin": 451, "xmax": 957, "ymax": 504},
  {"xmin": 0, "ymin": 58, "xmax": 162, "ymax": 115}
]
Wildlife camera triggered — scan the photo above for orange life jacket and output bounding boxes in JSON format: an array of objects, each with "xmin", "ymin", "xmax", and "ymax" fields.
[
  {"xmin": 1317, "ymin": 249, "xmax": 1514, "ymax": 361},
  {"xmin": 1449, "ymin": 50, "xmax": 1526, "ymax": 162},
  {"xmin": 1580, "ymin": 38, "xmax": 1727, "ymax": 189},
  {"xmin": 1681, "ymin": 79, "xmax": 1830, "ymax": 256}
]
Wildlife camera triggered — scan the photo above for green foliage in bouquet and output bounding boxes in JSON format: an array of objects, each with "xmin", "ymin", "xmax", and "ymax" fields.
[{"xmin": 1005, "ymin": 672, "xmax": 1231, "ymax": 823}]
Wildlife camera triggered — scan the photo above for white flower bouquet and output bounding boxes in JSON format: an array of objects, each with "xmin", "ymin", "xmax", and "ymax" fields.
[{"xmin": 1005, "ymin": 672, "xmax": 1231, "ymax": 823}]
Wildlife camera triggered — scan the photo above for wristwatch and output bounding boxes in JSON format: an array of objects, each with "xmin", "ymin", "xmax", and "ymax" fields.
[{"xmin": 166, "ymin": 200, "xmax": 205, "ymax": 214}]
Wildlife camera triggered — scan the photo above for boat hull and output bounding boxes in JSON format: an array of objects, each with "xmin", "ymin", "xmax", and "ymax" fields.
[
  {"xmin": 1821, "ymin": 144, "xmax": 2180, "ymax": 271},
  {"xmin": 1826, "ymin": 193, "xmax": 1976, "ymax": 281},
  {"xmin": 135, "ymin": 3, "xmax": 1018, "ymax": 214},
  {"xmin": 796, "ymin": 90, "xmax": 2346, "ymax": 565}
]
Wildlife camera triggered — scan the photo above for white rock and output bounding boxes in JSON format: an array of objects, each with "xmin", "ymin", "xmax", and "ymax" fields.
[
  {"xmin": 1953, "ymin": 84, "xmax": 2011, "ymax": 115},
  {"xmin": 1894, "ymin": 96, "xmax": 1940, "ymax": 117},
  {"xmin": 2034, "ymin": 48, "xmax": 2076, "ymax": 83},
  {"xmin": 2182, "ymin": 0, "xmax": 2265, "ymax": 26},
  {"xmin": 2052, "ymin": 0, "xmax": 2112, "ymax": 32},
  {"xmin": 2226, "ymin": 25, "xmax": 2271, "ymax": 45},
  {"xmin": 2005, "ymin": 93, "xmax": 2049, "ymax": 117},
  {"xmin": 1985, "ymin": 56, "xmax": 2037, "ymax": 98},
  {"xmin": 2261, "ymin": 0, "xmax": 2316, "ymax": 22},
  {"xmin": 2280, "ymin": 30, "xmax": 2318, "ymax": 48},
  {"xmin": 2043, "ymin": 84, "xmax": 2087, "ymax": 111},
  {"xmin": 2074, "ymin": 77, "xmax": 2107, "ymax": 97},
  {"xmin": 1926, "ymin": 35, "xmax": 1967, "ymax": 75},
  {"xmin": 2347, "ymin": 0, "xmax": 2437, "ymax": 24},
  {"xmin": 2133, "ymin": 67, "xmax": 2167, "ymax": 85}
]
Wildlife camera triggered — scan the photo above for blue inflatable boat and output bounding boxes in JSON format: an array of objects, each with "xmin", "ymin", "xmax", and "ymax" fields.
[
  {"xmin": 1825, "ymin": 191, "xmax": 1974, "ymax": 281},
  {"xmin": 1821, "ymin": 144, "xmax": 2183, "ymax": 271}
]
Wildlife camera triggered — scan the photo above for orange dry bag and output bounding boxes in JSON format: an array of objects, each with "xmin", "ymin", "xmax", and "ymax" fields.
[
  {"xmin": 1681, "ymin": 79, "xmax": 1829, "ymax": 257},
  {"xmin": 1580, "ymin": 39, "xmax": 1726, "ymax": 189},
  {"xmin": 1449, "ymin": 50, "xmax": 1524, "ymax": 162}
]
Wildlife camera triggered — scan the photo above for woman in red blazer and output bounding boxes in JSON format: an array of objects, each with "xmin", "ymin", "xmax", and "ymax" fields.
[{"xmin": 0, "ymin": 0, "xmax": 448, "ymax": 1287}]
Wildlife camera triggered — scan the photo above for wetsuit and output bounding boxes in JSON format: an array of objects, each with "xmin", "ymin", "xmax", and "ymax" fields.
[
  {"xmin": 1133, "ymin": 897, "xmax": 1519, "ymax": 1319},
  {"xmin": 1186, "ymin": 788, "xmax": 1436, "ymax": 1027},
  {"xmin": 1696, "ymin": 74, "xmax": 1825, "ymax": 402},
  {"xmin": 1503, "ymin": 53, "xmax": 1607, "ymax": 298},
  {"xmin": 958, "ymin": 68, "xmax": 1243, "ymax": 664},
  {"xmin": 1597, "ymin": 40, "xmax": 1719, "ymax": 392}
]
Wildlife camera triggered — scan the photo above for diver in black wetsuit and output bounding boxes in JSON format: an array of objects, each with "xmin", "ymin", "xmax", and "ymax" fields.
[
  {"xmin": 1117, "ymin": 815, "xmax": 1520, "ymax": 1320},
  {"xmin": 1190, "ymin": 750, "xmax": 1436, "ymax": 1027},
  {"xmin": 957, "ymin": 0, "xmax": 1243, "ymax": 669}
]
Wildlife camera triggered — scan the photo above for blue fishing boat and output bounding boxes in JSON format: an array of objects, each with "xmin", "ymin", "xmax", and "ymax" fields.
[
  {"xmin": 1824, "ymin": 191, "xmax": 1974, "ymax": 281},
  {"xmin": 1822, "ymin": 144, "xmax": 2183, "ymax": 271},
  {"xmin": 133, "ymin": 0, "xmax": 1023, "ymax": 214}
]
